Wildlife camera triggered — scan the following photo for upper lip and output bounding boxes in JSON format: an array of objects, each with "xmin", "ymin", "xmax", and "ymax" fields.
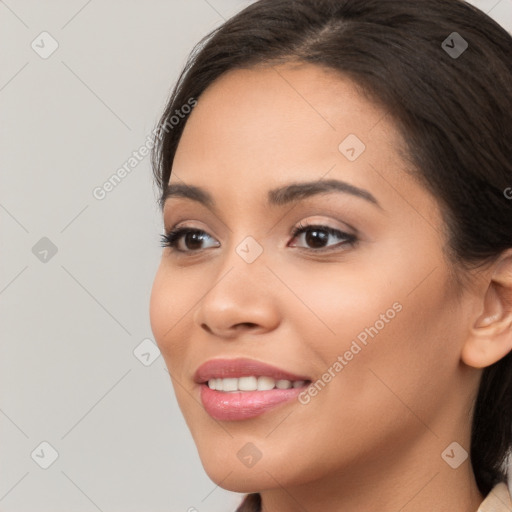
[{"xmin": 193, "ymin": 357, "xmax": 311, "ymax": 384}]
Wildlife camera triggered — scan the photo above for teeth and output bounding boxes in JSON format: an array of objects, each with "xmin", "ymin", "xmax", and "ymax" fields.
[
  {"xmin": 206, "ymin": 376, "xmax": 308, "ymax": 392},
  {"xmin": 257, "ymin": 376, "xmax": 275, "ymax": 391},
  {"xmin": 239, "ymin": 376, "xmax": 258, "ymax": 391},
  {"xmin": 276, "ymin": 379, "xmax": 292, "ymax": 389},
  {"xmin": 222, "ymin": 378, "xmax": 238, "ymax": 392}
]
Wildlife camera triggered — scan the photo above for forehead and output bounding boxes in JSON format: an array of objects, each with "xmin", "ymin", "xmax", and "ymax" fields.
[
  {"xmin": 173, "ymin": 62, "xmax": 390, "ymax": 166},
  {"xmin": 169, "ymin": 62, "xmax": 427, "ymax": 216}
]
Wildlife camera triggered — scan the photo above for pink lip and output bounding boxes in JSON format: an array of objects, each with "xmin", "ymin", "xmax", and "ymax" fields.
[
  {"xmin": 200, "ymin": 384, "xmax": 307, "ymax": 421},
  {"xmin": 194, "ymin": 358, "xmax": 312, "ymax": 421},
  {"xmin": 193, "ymin": 357, "xmax": 311, "ymax": 383}
]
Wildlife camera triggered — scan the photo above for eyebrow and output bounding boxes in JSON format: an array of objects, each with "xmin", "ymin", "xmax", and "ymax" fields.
[{"xmin": 161, "ymin": 178, "xmax": 382, "ymax": 210}]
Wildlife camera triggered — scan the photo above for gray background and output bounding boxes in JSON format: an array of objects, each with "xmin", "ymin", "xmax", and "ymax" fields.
[{"xmin": 1, "ymin": 1, "xmax": 511, "ymax": 511}]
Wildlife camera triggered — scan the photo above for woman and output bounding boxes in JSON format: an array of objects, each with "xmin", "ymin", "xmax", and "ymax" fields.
[{"xmin": 149, "ymin": 0, "xmax": 512, "ymax": 510}]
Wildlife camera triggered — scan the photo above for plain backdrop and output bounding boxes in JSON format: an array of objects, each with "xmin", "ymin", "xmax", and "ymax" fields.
[{"xmin": 1, "ymin": 1, "xmax": 511, "ymax": 511}]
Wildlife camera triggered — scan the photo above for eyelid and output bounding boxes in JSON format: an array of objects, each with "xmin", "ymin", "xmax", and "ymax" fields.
[
  {"xmin": 288, "ymin": 215, "xmax": 356, "ymax": 235},
  {"xmin": 162, "ymin": 218, "xmax": 352, "ymax": 240},
  {"xmin": 163, "ymin": 219, "xmax": 213, "ymax": 237}
]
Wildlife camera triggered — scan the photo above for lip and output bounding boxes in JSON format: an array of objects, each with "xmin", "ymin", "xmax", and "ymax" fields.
[
  {"xmin": 193, "ymin": 357, "xmax": 311, "ymax": 383},
  {"xmin": 194, "ymin": 358, "xmax": 312, "ymax": 421},
  {"xmin": 199, "ymin": 385, "xmax": 308, "ymax": 421}
]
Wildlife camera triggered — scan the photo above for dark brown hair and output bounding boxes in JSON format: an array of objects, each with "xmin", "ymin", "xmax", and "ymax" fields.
[{"xmin": 151, "ymin": 0, "xmax": 512, "ymax": 508}]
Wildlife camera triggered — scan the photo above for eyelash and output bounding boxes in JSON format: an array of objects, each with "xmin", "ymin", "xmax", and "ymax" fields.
[{"xmin": 160, "ymin": 222, "xmax": 357, "ymax": 254}]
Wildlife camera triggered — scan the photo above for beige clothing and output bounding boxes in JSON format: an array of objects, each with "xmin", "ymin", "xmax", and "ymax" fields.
[{"xmin": 477, "ymin": 483, "xmax": 512, "ymax": 512}]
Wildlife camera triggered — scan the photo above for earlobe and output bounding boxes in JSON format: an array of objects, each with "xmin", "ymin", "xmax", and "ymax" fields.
[{"xmin": 461, "ymin": 249, "xmax": 512, "ymax": 369}]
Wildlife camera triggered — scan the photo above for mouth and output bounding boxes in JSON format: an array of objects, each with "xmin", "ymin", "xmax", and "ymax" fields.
[{"xmin": 194, "ymin": 358, "xmax": 313, "ymax": 421}]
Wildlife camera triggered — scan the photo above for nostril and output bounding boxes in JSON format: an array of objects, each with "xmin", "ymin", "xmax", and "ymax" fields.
[
  {"xmin": 201, "ymin": 323, "xmax": 212, "ymax": 333},
  {"xmin": 239, "ymin": 322, "xmax": 258, "ymax": 328}
]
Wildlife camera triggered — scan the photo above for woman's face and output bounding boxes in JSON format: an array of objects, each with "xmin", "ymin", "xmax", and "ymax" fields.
[{"xmin": 150, "ymin": 63, "xmax": 480, "ymax": 494}]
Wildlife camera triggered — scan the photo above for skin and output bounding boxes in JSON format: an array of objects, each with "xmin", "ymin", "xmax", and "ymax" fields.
[{"xmin": 149, "ymin": 62, "xmax": 512, "ymax": 512}]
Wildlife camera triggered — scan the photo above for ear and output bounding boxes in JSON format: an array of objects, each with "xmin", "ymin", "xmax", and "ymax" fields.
[{"xmin": 461, "ymin": 249, "xmax": 512, "ymax": 368}]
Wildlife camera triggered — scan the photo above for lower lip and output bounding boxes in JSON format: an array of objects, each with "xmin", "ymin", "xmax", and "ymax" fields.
[{"xmin": 199, "ymin": 383, "xmax": 308, "ymax": 421}]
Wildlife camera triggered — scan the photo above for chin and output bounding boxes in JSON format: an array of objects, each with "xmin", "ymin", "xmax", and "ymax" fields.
[
  {"xmin": 201, "ymin": 461, "xmax": 270, "ymax": 493},
  {"xmin": 197, "ymin": 440, "xmax": 323, "ymax": 495}
]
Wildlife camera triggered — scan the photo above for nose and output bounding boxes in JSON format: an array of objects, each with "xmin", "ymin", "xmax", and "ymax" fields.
[{"xmin": 192, "ymin": 250, "xmax": 281, "ymax": 339}]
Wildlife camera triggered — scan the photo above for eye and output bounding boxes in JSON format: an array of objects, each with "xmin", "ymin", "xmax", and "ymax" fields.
[
  {"xmin": 160, "ymin": 222, "xmax": 357, "ymax": 254},
  {"xmin": 160, "ymin": 227, "xmax": 219, "ymax": 252},
  {"xmin": 288, "ymin": 222, "xmax": 357, "ymax": 251}
]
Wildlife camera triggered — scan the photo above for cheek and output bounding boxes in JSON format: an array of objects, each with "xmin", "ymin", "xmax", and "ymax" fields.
[
  {"xmin": 149, "ymin": 263, "xmax": 192, "ymax": 369},
  {"xmin": 289, "ymin": 257, "xmax": 461, "ymax": 417},
  {"xmin": 278, "ymin": 258, "xmax": 407, "ymax": 356},
  {"xmin": 149, "ymin": 265, "xmax": 170, "ymax": 347}
]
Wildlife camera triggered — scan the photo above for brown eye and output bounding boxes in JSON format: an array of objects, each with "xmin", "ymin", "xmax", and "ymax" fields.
[
  {"xmin": 289, "ymin": 223, "xmax": 357, "ymax": 251},
  {"xmin": 160, "ymin": 228, "xmax": 220, "ymax": 252}
]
